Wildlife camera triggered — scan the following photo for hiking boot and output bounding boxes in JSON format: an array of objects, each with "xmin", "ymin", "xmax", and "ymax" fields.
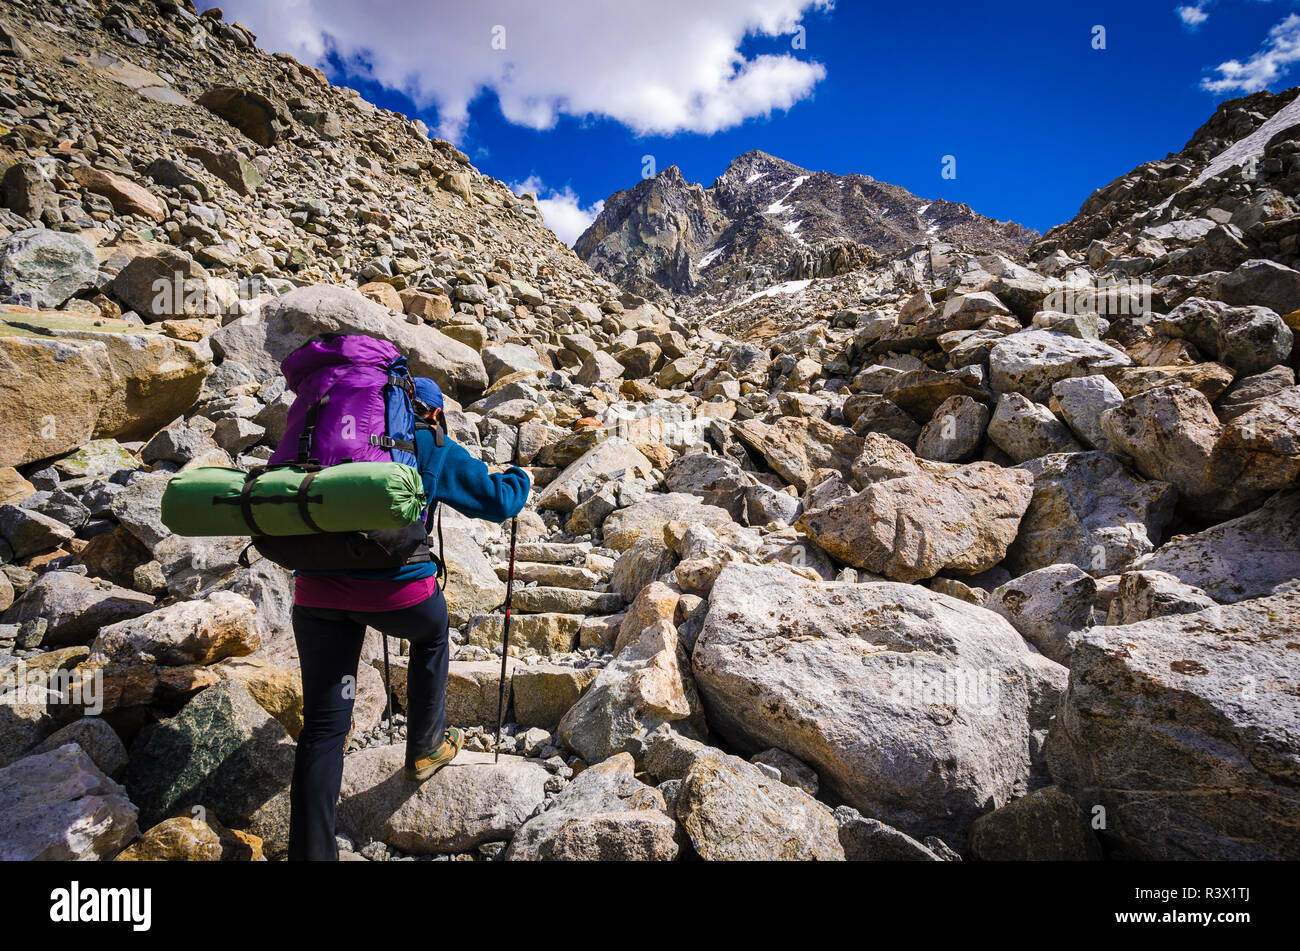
[{"xmin": 403, "ymin": 727, "xmax": 464, "ymax": 781}]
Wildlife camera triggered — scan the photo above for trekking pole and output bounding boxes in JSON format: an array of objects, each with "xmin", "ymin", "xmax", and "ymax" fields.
[
  {"xmin": 381, "ymin": 632, "xmax": 395, "ymax": 745},
  {"xmin": 494, "ymin": 427, "xmax": 521, "ymax": 763}
]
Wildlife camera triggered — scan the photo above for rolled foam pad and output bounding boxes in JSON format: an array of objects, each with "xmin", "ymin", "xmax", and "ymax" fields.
[{"xmin": 161, "ymin": 462, "xmax": 426, "ymax": 537}]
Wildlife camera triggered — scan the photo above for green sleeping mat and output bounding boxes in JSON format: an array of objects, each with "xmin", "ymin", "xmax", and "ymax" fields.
[{"xmin": 160, "ymin": 463, "xmax": 427, "ymax": 537}]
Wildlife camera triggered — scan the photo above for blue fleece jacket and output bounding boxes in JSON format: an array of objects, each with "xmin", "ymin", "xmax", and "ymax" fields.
[{"xmin": 298, "ymin": 428, "xmax": 531, "ymax": 580}]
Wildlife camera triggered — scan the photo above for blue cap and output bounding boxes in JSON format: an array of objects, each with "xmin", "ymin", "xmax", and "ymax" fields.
[{"xmin": 413, "ymin": 377, "xmax": 443, "ymax": 413}]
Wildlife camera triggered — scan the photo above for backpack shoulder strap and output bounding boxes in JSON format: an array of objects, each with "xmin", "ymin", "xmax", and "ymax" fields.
[
  {"xmin": 413, "ymin": 426, "xmax": 447, "ymax": 587},
  {"xmin": 414, "ymin": 421, "xmax": 435, "ymax": 469}
]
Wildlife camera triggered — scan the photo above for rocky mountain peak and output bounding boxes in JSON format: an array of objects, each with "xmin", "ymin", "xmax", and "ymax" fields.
[
  {"xmin": 577, "ymin": 151, "xmax": 1038, "ymax": 304},
  {"xmin": 714, "ymin": 149, "xmax": 806, "ymax": 186}
]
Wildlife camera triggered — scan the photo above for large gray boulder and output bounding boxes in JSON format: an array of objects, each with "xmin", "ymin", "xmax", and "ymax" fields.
[
  {"xmin": 1051, "ymin": 374, "xmax": 1123, "ymax": 452},
  {"xmin": 0, "ymin": 228, "xmax": 97, "ymax": 309},
  {"xmin": 986, "ymin": 391, "xmax": 1081, "ymax": 463},
  {"xmin": 110, "ymin": 247, "xmax": 232, "ymax": 321},
  {"xmin": 1100, "ymin": 384, "xmax": 1228, "ymax": 512},
  {"xmin": 610, "ymin": 535, "xmax": 678, "ymax": 602},
  {"xmin": 968, "ymin": 786, "xmax": 1101, "ymax": 861},
  {"xmin": 0, "ymin": 653, "xmax": 59, "ymax": 767},
  {"xmin": 0, "ymin": 504, "xmax": 74, "ymax": 558},
  {"xmin": 1212, "ymin": 385, "xmax": 1300, "ymax": 497},
  {"xmin": 0, "ymin": 315, "xmax": 211, "ymax": 468},
  {"xmin": 798, "ymin": 462, "xmax": 1033, "ymax": 582},
  {"xmin": 693, "ymin": 563, "xmax": 1067, "ymax": 847},
  {"xmin": 125, "ymin": 680, "xmax": 294, "ymax": 845},
  {"xmin": 481, "ymin": 342, "xmax": 549, "ymax": 382},
  {"xmin": 510, "ymin": 663, "xmax": 600, "ymax": 729},
  {"xmin": 3, "ymin": 161, "xmax": 56, "ymax": 222},
  {"xmin": 211, "ymin": 285, "xmax": 488, "ymax": 399},
  {"xmin": 440, "ymin": 527, "xmax": 505, "ymax": 627},
  {"xmin": 2, "ymin": 571, "xmax": 155, "ymax": 647},
  {"xmin": 1215, "ymin": 365, "xmax": 1296, "ymax": 423},
  {"xmin": 1006, "ymin": 452, "xmax": 1176, "ymax": 577},
  {"xmin": 1130, "ymin": 489, "xmax": 1300, "ymax": 603},
  {"xmin": 664, "ymin": 451, "xmax": 756, "ymax": 520},
  {"xmin": 833, "ymin": 806, "xmax": 949, "ymax": 860},
  {"xmin": 882, "ymin": 366, "xmax": 993, "ymax": 424},
  {"xmin": 1104, "ymin": 570, "xmax": 1217, "ymax": 625},
  {"xmin": 89, "ymin": 591, "xmax": 260, "ymax": 666},
  {"xmin": 600, "ymin": 493, "xmax": 735, "ymax": 552},
  {"xmin": 558, "ymin": 619, "xmax": 706, "ymax": 763},
  {"xmin": 1153, "ymin": 296, "xmax": 1293, "ymax": 376},
  {"xmin": 1214, "ymin": 258, "xmax": 1300, "ymax": 316},
  {"xmin": 987, "ymin": 563, "xmax": 1097, "ymax": 664},
  {"xmin": 196, "ymin": 86, "xmax": 292, "ymax": 146},
  {"xmin": 1047, "ymin": 592, "xmax": 1300, "ymax": 860},
  {"xmin": 28, "ymin": 716, "xmax": 130, "ymax": 779},
  {"xmin": 664, "ymin": 450, "xmax": 754, "ymax": 496},
  {"xmin": 847, "ymin": 394, "xmax": 923, "ymax": 445},
  {"xmin": 505, "ymin": 752, "xmax": 681, "ymax": 861},
  {"xmin": 674, "ymin": 745, "xmax": 844, "ymax": 861},
  {"xmin": 0, "ymin": 743, "xmax": 139, "ymax": 860},
  {"xmin": 535, "ymin": 437, "xmax": 653, "ymax": 513},
  {"xmin": 914, "ymin": 394, "xmax": 989, "ymax": 462},
  {"xmin": 735, "ymin": 416, "xmax": 863, "ymax": 492},
  {"xmin": 989, "ymin": 329, "xmax": 1132, "ymax": 402},
  {"xmin": 338, "ymin": 746, "xmax": 549, "ymax": 854}
]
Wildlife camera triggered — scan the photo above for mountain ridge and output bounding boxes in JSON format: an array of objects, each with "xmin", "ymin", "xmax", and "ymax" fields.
[{"xmin": 575, "ymin": 149, "xmax": 1038, "ymax": 303}]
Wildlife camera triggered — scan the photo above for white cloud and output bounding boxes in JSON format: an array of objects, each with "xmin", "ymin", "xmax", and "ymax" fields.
[
  {"xmin": 510, "ymin": 176, "xmax": 605, "ymax": 247},
  {"xmin": 1202, "ymin": 12, "xmax": 1300, "ymax": 93},
  {"xmin": 1177, "ymin": 4, "xmax": 1210, "ymax": 28},
  {"xmin": 213, "ymin": 0, "xmax": 833, "ymax": 142}
]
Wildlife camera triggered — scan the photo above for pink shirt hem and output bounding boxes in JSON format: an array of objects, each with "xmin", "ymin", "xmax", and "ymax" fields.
[{"xmin": 293, "ymin": 575, "xmax": 438, "ymax": 613}]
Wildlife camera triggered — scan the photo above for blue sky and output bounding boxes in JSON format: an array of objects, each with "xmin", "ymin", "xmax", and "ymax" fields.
[{"xmin": 207, "ymin": 1, "xmax": 1300, "ymax": 243}]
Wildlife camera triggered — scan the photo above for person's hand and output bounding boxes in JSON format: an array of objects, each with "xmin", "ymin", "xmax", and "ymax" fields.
[{"xmin": 491, "ymin": 463, "xmax": 533, "ymax": 487}]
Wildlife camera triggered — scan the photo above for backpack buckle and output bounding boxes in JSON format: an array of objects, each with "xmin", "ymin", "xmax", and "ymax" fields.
[{"xmin": 370, "ymin": 435, "xmax": 397, "ymax": 449}]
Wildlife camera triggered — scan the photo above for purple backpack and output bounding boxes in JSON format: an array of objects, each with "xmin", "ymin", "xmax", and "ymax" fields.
[
  {"xmin": 253, "ymin": 333, "xmax": 445, "ymax": 578},
  {"xmin": 270, "ymin": 333, "xmax": 420, "ymax": 469}
]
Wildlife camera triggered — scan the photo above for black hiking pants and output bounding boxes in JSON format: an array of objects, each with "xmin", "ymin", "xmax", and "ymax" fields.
[{"xmin": 287, "ymin": 589, "xmax": 450, "ymax": 861}]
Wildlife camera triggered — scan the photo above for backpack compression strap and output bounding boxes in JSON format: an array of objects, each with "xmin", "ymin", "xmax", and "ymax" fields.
[
  {"xmin": 370, "ymin": 371, "xmax": 416, "ymax": 457},
  {"xmin": 296, "ymin": 470, "xmax": 325, "ymax": 533},
  {"xmin": 374, "ymin": 418, "xmax": 445, "ymax": 455},
  {"xmin": 238, "ymin": 472, "xmax": 263, "ymax": 536},
  {"xmin": 297, "ymin": 393, "xmax": 329, "ymax": 465},
  {"xmin": 369, "ymin": 434, "xmax": 415, "ymax": 453},
  {"xmin": 214, "ymin": 465, "xmax": 326, "ymax": 535}
]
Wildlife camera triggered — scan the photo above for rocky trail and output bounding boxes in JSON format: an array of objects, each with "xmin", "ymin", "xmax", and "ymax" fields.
[{"xmin": 0, "ymin": 0, "xmax": 1297, "ymax": 863}]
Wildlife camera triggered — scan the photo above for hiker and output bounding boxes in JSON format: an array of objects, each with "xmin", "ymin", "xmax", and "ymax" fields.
[{"xmin": 286, "ymin": 376, "xmax": 530, "ymax": 861}]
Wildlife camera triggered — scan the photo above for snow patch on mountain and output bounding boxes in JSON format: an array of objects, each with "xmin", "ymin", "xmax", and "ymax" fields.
[
  {"xmin": 699, "ymin": 244, "xmax": 726, "ymax": 268},
  {"xmin": 765, "ymin": 175, "xmax": 808, "ymax": 214}
]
